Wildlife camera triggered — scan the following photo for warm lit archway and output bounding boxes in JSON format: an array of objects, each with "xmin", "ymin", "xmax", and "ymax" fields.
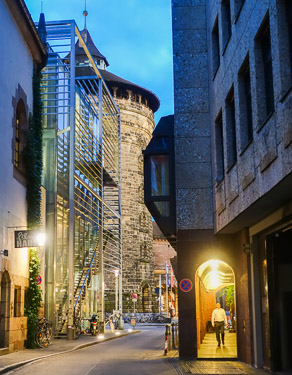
[{"xmin": 195, "ymin": 259, "xmax": 237, "ymax": 358}]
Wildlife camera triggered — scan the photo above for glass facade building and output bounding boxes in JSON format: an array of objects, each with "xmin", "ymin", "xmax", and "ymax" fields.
[{"xmin": 40, "ymin": 20, "xmax": 121, "ymax": 334}]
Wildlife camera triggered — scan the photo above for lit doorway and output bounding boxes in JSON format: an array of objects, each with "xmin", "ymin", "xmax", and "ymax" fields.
[{"xmin": 195, "ymin": 260, "xmax": 237, "ymax": 359}]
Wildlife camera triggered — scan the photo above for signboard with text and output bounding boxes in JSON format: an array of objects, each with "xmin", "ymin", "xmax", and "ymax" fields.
[{"xmin": 15, "ymin": 230, "xmax": 39, "ymax": 248}]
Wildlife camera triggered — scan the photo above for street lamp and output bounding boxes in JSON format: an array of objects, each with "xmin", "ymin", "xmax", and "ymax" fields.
[{"xmin": 114, "ymin": 269, "xmax": 119, "ymax": 312}]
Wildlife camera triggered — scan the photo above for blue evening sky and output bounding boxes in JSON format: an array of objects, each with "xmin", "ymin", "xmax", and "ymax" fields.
[{"xmin": 25, "ymin": 0, "xmax": 174, "ymax": 123}]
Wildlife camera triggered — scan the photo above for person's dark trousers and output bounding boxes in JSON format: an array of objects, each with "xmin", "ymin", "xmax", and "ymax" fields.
[{"xmin": 215, "ymin": 321, "xmax": 224, "ymax": 346}]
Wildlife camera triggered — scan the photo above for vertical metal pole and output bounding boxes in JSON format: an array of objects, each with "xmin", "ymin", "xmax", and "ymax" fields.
[
  {"xmin": 98, "ymin": 77, "xmax": 104, "ymax": 324},
  {"xmin": 159, "ymin": 274, "xmax": 162, "ymax": 315},
  {"xmin": 115, "ymin": 274, "xmax": 118, "ymax": 311},
  {"xmin": 67, "ymin": 21, "xmax": 76, "ymax": 340},
  {"xmin": 117, "ymin": 112, "xmax": 123, "ymax": 328},
  {"xmin": 166, "ymin": 264, "xmax": 169, "ymax": 317}
]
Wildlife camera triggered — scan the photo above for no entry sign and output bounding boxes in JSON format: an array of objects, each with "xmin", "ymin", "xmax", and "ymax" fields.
[{"xmin": 179, "ymin": 278, "xmax": 193, "ymax": 292}]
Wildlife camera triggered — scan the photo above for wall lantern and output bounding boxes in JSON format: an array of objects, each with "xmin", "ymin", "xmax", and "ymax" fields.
[{"xmin": 143, "ymin": 115, "xmax": 176, "ymax": 247}]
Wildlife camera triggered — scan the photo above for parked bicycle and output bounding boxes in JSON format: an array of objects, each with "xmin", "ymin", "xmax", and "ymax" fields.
[
  {"xmin": 35, "ymin": 317, "xmax": 52, "ymax": 348},
  {"xmin": 105, "ymin": 312, "xmax": 116, "ymax": 332},
  {"xmin": 74, "ymin": 315, "xmax": 81, "ymax": 338}
]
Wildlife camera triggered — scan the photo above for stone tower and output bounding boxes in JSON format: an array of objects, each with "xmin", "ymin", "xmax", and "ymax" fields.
[{"xmin": 75, "ymin": 28, "xmax": 160, "ymax": 312}]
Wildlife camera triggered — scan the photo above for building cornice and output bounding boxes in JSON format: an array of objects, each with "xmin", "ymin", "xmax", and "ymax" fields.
[{"xmin": 5, "ymin": 0, "xmax": 47, "ymax": 67}]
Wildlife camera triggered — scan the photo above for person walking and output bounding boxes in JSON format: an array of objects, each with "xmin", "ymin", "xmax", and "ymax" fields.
[{"xmin": 211, "ymin": 302, "xmax": 228, "ymax": 347}]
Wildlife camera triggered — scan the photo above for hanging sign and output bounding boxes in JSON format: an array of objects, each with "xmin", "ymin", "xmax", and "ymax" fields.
[
  {"xmin": 15, "ymin": 230, "xmax": 38, "ymax": 248},
  {"xmin": 179, "ymin": 278, "xmax": 193, "ymax": 292}
]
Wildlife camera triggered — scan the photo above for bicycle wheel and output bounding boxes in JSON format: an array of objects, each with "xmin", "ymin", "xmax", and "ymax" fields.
[
  {"xmin": 35, "ymin": 330, "xmax": 46, "ymax": 348},
  {"xmin": 75, "ymin": 320, "xmax": 81, "ymax": 338}
]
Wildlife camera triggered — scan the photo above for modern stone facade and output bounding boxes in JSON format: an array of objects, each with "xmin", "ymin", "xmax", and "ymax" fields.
[{"xmin": 169, "ymin": 0, "xmax": 292, "ymax": 372}]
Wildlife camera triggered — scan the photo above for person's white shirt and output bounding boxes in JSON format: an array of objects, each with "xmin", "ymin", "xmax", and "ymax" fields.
[{"xmin": 211, "ymin": 306, "xmax": 227, "ymax": 325}]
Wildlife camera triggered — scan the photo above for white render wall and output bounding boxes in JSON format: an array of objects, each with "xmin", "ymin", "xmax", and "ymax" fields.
[{"xmin": 0, "ymin": 1, "xmax": 34, "ymax": 279}]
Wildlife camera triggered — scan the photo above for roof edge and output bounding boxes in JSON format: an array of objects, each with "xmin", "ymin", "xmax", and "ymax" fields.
[{"xmin": 6, "ymin": 0, "xmax": 47, "ymax": 68}]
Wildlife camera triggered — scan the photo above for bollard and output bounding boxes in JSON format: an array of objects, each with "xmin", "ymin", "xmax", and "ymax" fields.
[
  {"xmin": 171, "ymin": 323, "xmax": 176, "ymax": 349},
  {"xmin": 164, "ymin": 324, "xmax": 169, "ymax": 355},
  {"xmin": 167, "ymin": 324, "xmax": 172, "ymax": 352},
  {"xmin": 174, "ymin": 323, "xmax": 179, "ymax": 348}
]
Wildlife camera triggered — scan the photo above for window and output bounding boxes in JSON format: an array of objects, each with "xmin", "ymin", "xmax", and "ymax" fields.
[
  {"xmin": 14, "ymin": 286, "xmax": 21, "ymax": 317},
  {"xmin": 238, "ymin": 56, "xmax": 253, "ymax": 151},
  {"xmin": 234, "ymin": 0, "xmax": 245, "ymax": 22},
  {"xmin": 261, "ymin": 24, "xmax": 274, "ymax": 116},
  {"xmin": 221, "ymin": 0, "xmax": 232, "ymax": 51},
  {"xmin": 150, "ymin": 155, "xmax": 169, "ymax": 197},
  {"xmin": 140, "ymin": 242, "xmax": 150, "ymax": 261},
  {"xmin": 285, "ymin": 0, "xmax": 292, "ymax": 81},
  {"xmin": 225, "ymin": 87, "xmax": 237, "ymax": 169},
  {"xmin": 14, "ymin": 99, "xmax": 27, "ymax": 174},
  {"xmin": 215, "ymin": 111, "xmax": 225, "ymax": 182},
  {"xmin": 255, "ymin": 17, "xmax": 274, "ymax": 125},
  {"xmin": 212, "ymin": 17, "xmax": 220, "ymax": 77}
]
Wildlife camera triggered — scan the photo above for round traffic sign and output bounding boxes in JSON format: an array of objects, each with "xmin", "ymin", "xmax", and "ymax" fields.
[
  {"xmin": 179, "ymin": 278, "xmax": 193, "ymax": 292},
  {"xmin": 132, "ymin": 293, "xmax": 137, "ymax": 299},
  {"xmin": 36, "ymin": 275, "xmax": 42, "ymax": 285}
]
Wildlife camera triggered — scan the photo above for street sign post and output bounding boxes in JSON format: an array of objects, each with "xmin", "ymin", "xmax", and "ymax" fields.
[
  {"xmin": 179, "ymin": 278, "xmax": 193, "ymax": 292},
  {"xmin": 132, "ymin": 293, "xmax": 137, "ymax": 314}
]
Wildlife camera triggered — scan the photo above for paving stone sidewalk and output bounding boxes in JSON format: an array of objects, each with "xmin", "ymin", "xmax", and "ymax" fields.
[{"xmin": 169, "ymin": 354, "xmax": 271, "ymax": 375}]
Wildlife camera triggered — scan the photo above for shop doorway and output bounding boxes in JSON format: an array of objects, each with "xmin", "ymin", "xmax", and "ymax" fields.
[
  {"xmin": 0, "ymin": 271, "xmax": 11, "ymax": 348},
  {"xmin": 195, "ymin": 260, "xmax": 237, "ymax": 359},
  {"xmin": 264, "ymin": 226, "xmax": 292, "ymax": 373}
]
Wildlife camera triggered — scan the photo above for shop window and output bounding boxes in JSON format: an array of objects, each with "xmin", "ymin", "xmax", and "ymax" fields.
[
  {"xmin": 238, "ymin": 55, "xmax": 253, "ymax": 152},
  {"xmin": 215, "ymin": 111, "xmax": 225, "ymax": 183},
  {"xmin": 14, "ymin": 286, "xmax": 21, "ymax": 317},
  {"xmin": 225, "ymin": 87, "xmax": 237, "ymax": 170},
  {"xmin": 212, "ymin": 17, "xmax": 220, "ymax": 77}
]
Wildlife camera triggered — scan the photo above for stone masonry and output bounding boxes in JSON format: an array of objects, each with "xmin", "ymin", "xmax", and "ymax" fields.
[{"xmin": 115, "ymin": 97, "xmax": 156, "ymax": 312}]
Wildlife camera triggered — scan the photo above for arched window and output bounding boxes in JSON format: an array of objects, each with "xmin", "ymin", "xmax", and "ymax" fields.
[
  {"xmin": 14, "ymin": 99, "xmax": 27, "ymax": 175},
  {"xmin": 140, "ymin": 241, "xmax": 150, "ymax": 261}
]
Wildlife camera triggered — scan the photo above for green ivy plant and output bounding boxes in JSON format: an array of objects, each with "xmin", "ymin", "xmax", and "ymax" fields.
[
  {"xmin": 24, "ymin": 249, "xmax": 42, "ymax": 348},
  {"xmin": 23, "ymin": 67, "xmax": 44, "ymax": 348},
  {"xmin": 219, "ymin": 285, "xmax": 234, "ymax": 307},
  {"xmin": 24, "ymin": 68, "xmax": 43, "ymax": 228}
]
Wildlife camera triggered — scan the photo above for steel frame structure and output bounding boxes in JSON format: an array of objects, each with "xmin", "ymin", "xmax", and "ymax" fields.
[{"xmin": 40, "ymin": 20, "xmax": 122, "ymax": 335}]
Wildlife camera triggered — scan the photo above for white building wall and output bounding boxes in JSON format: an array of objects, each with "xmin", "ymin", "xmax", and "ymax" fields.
[{"xmin": 0, "ymin": 1, "xmax": 34, "ymax": 283}]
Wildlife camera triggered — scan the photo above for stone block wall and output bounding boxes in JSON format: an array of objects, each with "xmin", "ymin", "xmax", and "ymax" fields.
[
  {"xmin": 172, "ymin": 0, "xmax": 213, "ymax": 232},
  {"xmin": 206, "ymin": 0, "xmax": 292, "ymax": 232},
  {"xmin": 113, "ymin": 97, "xmax": 156, "ymax": 311}
]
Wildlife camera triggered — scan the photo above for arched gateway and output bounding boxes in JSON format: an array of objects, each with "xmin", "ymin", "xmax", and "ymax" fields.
[{"xmin": 195, "ymin": 260, "xmax": 237, "ymax": 359}]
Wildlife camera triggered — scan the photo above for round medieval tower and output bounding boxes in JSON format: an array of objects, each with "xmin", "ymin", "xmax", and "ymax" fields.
[{"xmin": 75, "ymin": 28, "xmax": 160, "ymax": 312}]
